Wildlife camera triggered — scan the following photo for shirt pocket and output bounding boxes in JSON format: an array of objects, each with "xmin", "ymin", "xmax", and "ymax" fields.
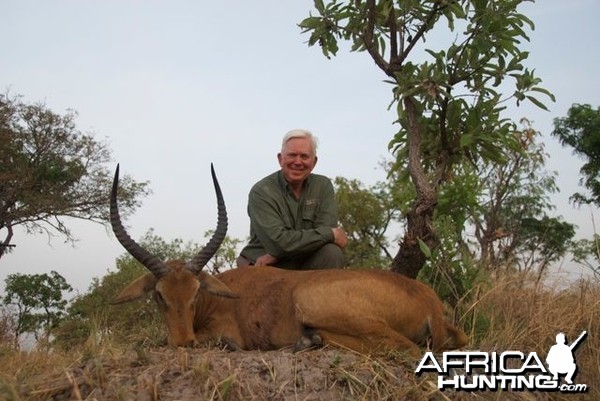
[{"xmin": 301, "ymin": 198, "xmax": 319, "ymax": 225}]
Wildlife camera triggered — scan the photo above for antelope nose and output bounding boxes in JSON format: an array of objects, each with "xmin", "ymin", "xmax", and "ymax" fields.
[
  {"xmin": 181, "ymin": 338, "xmax": 198, "ymax": 347},
  {"xmin": 169, "ymin": 335, "xmax": 198, "ymax": 348},
  {"xmin": 185, "ymin": 338, "xmax": 199, "ymax": 348}
]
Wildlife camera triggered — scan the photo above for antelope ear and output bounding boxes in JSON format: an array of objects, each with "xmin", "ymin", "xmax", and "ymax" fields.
[
  {"xmin": 111, "ymin": 273, "xmax": 158, "ymax": 304},
  {"xmin": 199, "ymin": 274, "xmax": 239, "ymax": 299}
]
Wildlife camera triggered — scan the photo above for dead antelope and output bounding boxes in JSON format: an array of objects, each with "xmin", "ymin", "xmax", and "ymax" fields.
[{"xmin": 110, "ymin": 165, "xmax": 468, "ymax": 356}]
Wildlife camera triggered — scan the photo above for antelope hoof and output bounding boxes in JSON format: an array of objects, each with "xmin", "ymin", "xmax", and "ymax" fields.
[
  {"xmin": 293, "ymin": 332, "xmax": 323, "ymax": 352},
  {"xmin": 219, "ymin": 336, "xmax": 240, "ymax": 351}
]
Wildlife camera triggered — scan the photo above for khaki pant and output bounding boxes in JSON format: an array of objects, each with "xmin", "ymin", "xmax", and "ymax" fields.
[{"xmin": 236, "ymin": 243, "xmax": 345, "ymax": 270}]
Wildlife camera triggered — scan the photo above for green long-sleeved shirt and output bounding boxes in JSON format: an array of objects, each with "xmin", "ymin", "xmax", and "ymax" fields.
[{"xmin": 240, "ymin": 170, "xmax": 339, "ymax": 263}]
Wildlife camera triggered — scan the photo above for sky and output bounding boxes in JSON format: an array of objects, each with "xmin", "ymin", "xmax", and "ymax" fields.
[{"xmin": 1, "ymin": 0, "xmax": 599, "ymax": 295}]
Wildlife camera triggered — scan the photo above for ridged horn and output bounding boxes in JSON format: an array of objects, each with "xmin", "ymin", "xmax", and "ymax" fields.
[
  {"xmin": 110, "ymin": 164, "xmax": 169, "ymax": 277},
  {"xmin": 188, "ymin": 163, "xmax": 228, "ymax": 273}
]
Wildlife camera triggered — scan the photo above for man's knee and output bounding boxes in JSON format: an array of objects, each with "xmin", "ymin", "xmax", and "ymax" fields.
[{"xmin": 305, "ymin": 243, "xmax": 345, "ymax": 269}]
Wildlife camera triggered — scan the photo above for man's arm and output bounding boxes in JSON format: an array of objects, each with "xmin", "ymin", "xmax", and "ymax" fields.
[
  {"xmin": 314, "ymin": 179, "xmax": 347, "ymax": 248},
  {"xmin": 331, "ymin": 226, "xmax": 348, "ymax": 249}
]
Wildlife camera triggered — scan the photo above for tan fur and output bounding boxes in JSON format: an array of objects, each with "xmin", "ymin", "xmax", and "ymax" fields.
[{"xmin": 113, "ymin": 263, "xmax": 468, "ymax": 355}]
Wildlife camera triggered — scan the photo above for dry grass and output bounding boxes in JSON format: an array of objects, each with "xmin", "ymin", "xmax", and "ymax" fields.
[
  {"xmin": 459, "ymin": 273, "xmax": 599, "ymax": 398},
  {"xmin": 0, "ymin": 272, "xmax": 597, "ymax": 400}
]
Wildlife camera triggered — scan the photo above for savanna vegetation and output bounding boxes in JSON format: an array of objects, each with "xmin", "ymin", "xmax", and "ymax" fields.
[
  {"xmin": 0, "ymin": 94, "xmax": 149, "ymax": 260},
  {"xmin": 1, "ymin": 0, "xmax": 599, "ymax": 400},
  {"xmin": 0, "ymin": 263, "xmax": 598, "ymax": 400}
]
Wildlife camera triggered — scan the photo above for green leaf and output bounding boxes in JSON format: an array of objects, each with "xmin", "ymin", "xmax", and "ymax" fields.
[
  {"xmin": 526, "ymin": 95, "xmax": 549, "ymax": 111},
  {"xmin": 314, "ymin": 0, "xmax": 325, "ymax": 13},
  {"xmin": 417, "ymin": 238, "xmax": 432, "ymax": 258},
  {"xmin": 530, "ymin": 86, "xmax": 556, "ymax": 102},
  {"xmin": 460, "ymin": 134, "xmax": 473, "ymax": 148}
]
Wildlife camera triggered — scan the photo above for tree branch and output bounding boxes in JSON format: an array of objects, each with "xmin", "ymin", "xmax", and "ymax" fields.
[
  {"xmin": 397, "ymin": 2, "xmax": 445, "ymax": 67},
  {"xmin": 363, "ymin": 0, "xmax": 391, "ymax": 75},
  {"xmin": 388, "ymin": 7, "xmax": 400, "ymax": 70}
]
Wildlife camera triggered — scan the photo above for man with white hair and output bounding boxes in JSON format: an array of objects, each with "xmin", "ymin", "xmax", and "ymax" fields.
[{"xmin": 237, "ymin": 129, "xmax": 348, "ymax": 269}]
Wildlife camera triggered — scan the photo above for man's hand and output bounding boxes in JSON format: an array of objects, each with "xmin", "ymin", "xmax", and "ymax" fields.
[
  {"xmin": 332, "ymin": 227, "xmax": 348, "ymax": 249},
  {"xmin": 255, "ymin": 253, "xmax": 278, "ymax": 267}
]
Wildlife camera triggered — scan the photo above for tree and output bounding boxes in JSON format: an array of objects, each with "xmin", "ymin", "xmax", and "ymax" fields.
[
  {"xmin": 470, "ymin": 120, "xmax": 575, "ymax": 274},
  {"xmin": 300, "ymin": 0, "xmax": 553, "ymax": 278},
  {"xmin": 111, "ymin": 228, "xmax": 243, "ymax": 275},
  {"xmin": 570, "ymin": 234, "xmax": 600, "ymax": 279},
  {"xmin": 551, "ymin": 103, "xmax": 600, "ymax": 207},
  {"xmin": 334, "ymin": 176, "xmax": 398, "ymax": 267},
  {"xmin": 510, "ymin": 216, "xmax": 575, "ymax": 275},
  {"xmin": 0, "ymin": 93, "xmax": 149, "ymax": 259},
  {"xmin": 1, "ymin": 271, "xmax": 73, "ymax": 346}
]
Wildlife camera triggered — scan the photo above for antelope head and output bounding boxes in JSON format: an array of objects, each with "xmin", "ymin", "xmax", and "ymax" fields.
[{"xmin": 109, "ymin": 164, "xmax": 234, "ymax": 346}]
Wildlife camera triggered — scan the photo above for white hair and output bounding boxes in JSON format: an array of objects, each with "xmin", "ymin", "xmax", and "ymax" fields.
[{"xmin": 281, "ymin": 129, "xmax": 319, "ymax": 155}]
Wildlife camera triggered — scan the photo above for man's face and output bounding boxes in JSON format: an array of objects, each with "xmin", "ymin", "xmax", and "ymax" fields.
[{"xmin": 277, "ymin": 137, "xmax": 317, "ymax": 187}]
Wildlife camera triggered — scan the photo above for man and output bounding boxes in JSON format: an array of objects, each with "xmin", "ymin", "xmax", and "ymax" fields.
[
  {"xmin": 237, "ymin": 129, "xmax": 348, "ymax": 269},
  {"xmin": 546, "ymin": 331, "xmax": 586, "ymax": 385}
]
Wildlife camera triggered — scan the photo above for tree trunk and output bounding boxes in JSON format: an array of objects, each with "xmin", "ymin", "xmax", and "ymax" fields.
[
  {"xmin": 391, "ymin": 97, "xmax": 439, "ymax": 278},
  {"xmin": 392, "ymin": 203, "xmax": 438, "ymax": 278}
]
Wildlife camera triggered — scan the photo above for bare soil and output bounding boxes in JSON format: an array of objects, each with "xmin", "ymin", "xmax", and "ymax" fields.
[
  {"xmin": 17, "ymin": 345, "xmax": 574, "ymax": 401},
  {"xmin": 20, "ymin": 346, "xmax": 438, "ymax": 401}
]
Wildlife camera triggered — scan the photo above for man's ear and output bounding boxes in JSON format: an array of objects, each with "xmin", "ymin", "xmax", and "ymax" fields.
[
  {"xmin": 277, "ymin": 152, "xmax": 283, "ymax": 167},
  {"xmin": 111, "ymin": 273, "xmax": 157, "ymax": 304}
]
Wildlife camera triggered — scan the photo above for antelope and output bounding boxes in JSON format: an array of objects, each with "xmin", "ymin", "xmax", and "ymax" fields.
[{"xmin": 110, "ymin": 165, "xmax": 468, "ymax": 356}]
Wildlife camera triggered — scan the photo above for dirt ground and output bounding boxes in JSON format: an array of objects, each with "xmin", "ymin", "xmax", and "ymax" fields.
[
  {"xmin": 20, "ymin": 346, "xmax": 438, "ymax": 401},
  {"xmin": 19, "ymin": 345, "xmax": 579, "ymax": 401}
]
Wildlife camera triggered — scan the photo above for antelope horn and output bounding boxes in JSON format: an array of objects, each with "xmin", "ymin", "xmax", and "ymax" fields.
[
  {"xmin": 110, "ymin": 164, "xmax": 169, "ymax": 277},
  {"xmin": 188, "ymin": 163, "xmax": 228, "ymax": 273}
]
